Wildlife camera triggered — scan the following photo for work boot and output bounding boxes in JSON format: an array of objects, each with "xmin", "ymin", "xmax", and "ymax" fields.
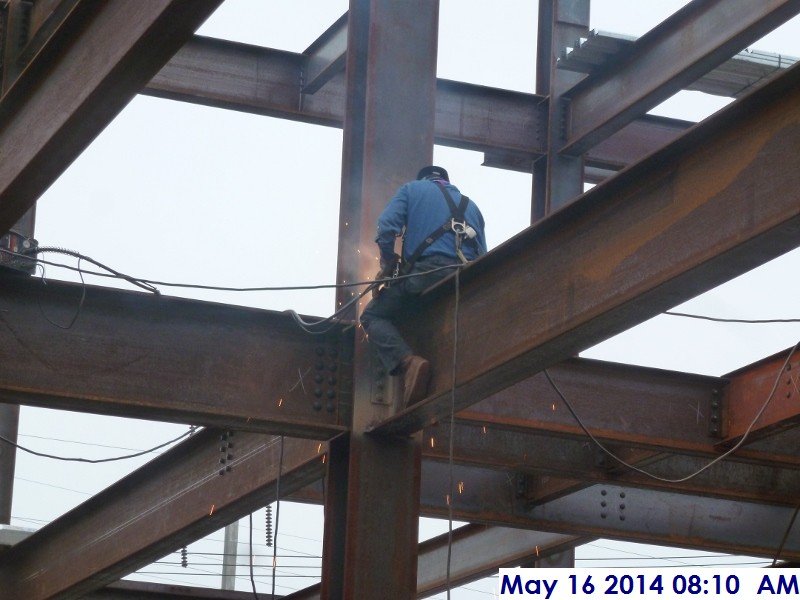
[{"xmin": 402, "ymin": 355, "xmax": 430, "ymax": 408}]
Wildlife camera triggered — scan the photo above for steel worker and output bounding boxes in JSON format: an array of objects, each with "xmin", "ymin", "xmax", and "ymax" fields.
[{"xmin": 360, "ymin": 165, "xmax": 487, "ymax": 408}]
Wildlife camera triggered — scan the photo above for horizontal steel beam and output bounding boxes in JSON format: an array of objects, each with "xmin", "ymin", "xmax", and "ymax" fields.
[
  {"xmin": 0, "ymin": 429, "xmax": 325, "ymax": 599},
  {"xmin": 562, "ymin": 0, "xmax": 800, "ymax": 154},
  {"xmin": 421, "ymin": 462, "xmax": 800, "ymax": 560},
  {"xmin": 372, "ymin": 61, "xmax": 800, "ymax": 437},
  {"xmin": 143, "ymin": 35, "xmax": 689, "ymax": 172},
  {"xmin": 0, "ymin": 273, "xmax": 348, "ymax": 438},
  {"xmin": 0, "ymin": 0, "xmax": 223, "ymax": 236}
]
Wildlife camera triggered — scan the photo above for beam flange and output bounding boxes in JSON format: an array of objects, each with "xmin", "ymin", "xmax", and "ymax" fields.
[{"xmin": 562, "ymin": 0, "xmax": 800, "ymax": 154}]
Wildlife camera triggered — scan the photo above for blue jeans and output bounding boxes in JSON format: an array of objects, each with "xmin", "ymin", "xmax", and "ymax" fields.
[{"xmin": 360, "ymin": 255, "xmax": 460, "ymax": 374}]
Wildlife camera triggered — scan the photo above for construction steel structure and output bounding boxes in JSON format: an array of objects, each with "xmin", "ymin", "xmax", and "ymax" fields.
[{"xmin": 2, "ymin": 0, "xmax": 800, "ymax": 597}]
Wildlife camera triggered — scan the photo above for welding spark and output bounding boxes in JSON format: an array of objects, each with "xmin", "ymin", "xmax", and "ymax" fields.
[
  {"xmin": 317, "ymin": 443, "xmax": 323, "ymax": 454},
  {"xmin": 277, "ymin": 398, "xmax": 283, "ymax": 407},
  {"xmin": 209, "ymin": 504, "xmax": 216, "ymax": 516},
  {"xmin": 430, "ymin": 437, "xmax": 435, "ymax": 448},
  {"xmin": 457, "ymin": 481, "xmax": 464, "ymax": 494}
]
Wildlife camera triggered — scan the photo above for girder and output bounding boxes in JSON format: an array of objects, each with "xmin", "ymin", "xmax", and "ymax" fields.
[{"xmin": 0, "ymin": 273, "xmax": 347, "ymax": 439}]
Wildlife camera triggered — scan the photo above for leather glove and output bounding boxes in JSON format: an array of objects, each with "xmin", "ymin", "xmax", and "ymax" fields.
[{"xmin": 379, "ymin": 253, "xmax": 401, "ymax": 277}]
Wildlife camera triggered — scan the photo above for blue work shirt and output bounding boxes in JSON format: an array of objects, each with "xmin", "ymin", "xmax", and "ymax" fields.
[{"xmin": 375, "ymin": 179, "xmax": 487, "ymax": 264}]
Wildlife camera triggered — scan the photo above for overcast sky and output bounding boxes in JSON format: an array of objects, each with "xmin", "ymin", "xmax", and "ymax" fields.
[{"xmin": 9, "ymin": 1, "xmax": 800, "ymax": 597}]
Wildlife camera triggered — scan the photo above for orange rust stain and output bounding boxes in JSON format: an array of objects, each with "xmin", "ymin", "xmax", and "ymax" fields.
[{"xmin": 580, "ymin": 97, "xmax": 800, "ymax": 283}]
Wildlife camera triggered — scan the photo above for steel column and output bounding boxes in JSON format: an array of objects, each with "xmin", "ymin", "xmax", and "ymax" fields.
[
  {"xmin": 532, "ymin": 0, "xmax": 589, "ymax": 218},
  {"xmin": 334, "ymin": 1, "xmax": 438, "ymax": 597}
]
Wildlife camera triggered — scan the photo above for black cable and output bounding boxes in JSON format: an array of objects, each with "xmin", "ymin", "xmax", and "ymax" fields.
[
  {"xmin": 22, "ymin": 246, "xmax": 159, "ymax": 295},
  {"xmin": 0, "ymin": 246, "xmax": 459, "ymax": 293},
  {"xmin": 249, "ymin": 512, "xmax": 260, "ymax": 600},
  {"xmin": 272, "ymin": 436, "xmax": 285, "ymax": 600},
  {"xmin": 544, "ymin": 339, "xmax": 800, "ymax": 483},
  {"xmin": 0, "ymin": 428, "xmax": 193, "ymax": 463},
  {"xmin": 446, "ymin": 268, "xmax": 460, "ymax": 600},
  {"xmin": 665, "ymin": 311, "xmax": 800, "ymax": 324},
  {"xmin": 35, "ymin": 261, "xmax": 86, "ymax": 329}
]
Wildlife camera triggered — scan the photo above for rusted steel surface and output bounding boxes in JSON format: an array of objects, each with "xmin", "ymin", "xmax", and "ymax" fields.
[
  {"xmin": 427, "ymin": 420, "xmax": 800, "ymax": 505},
  {"xmin": 563, "ymin": 0, "xmax": 800, "ymax": 154},
  {"xmin": 319, "ymin": 434, "xmax": 348, "ymax": 599},
  {"xmin": 372, "ymin": 62, "xmax": 800, "ymax": 437},
  {"xmin": 723, "ymin": 347, "xmax": 800, "ymax": 444},
  {"xmin": 417, "ymin": 525, "xmax": 587, "ymax": 597},
  {"xmin": 301, "ymin": 12, "xmax": 347, "ymax": 94},
  {"xmin": 420, "ymin": 462, "xmax": 800, "ymax": 560},
  {"xmin": 461, "ymin": 358, "xmax": 722, "ymax": 451},
  {"xmin": 143, "ymin": 36, "xmax": 689, "ymax": 175},
  {"xmin": 0, "ymin": 0, "xmax": 223, "ymax": 235},
  {"xmin": 0, "ymin": 430, "xmax": 325, "ymax": 599},
  {"xmin": 0, "ymin": 273, "xmax": 348, "ymax": 439}
]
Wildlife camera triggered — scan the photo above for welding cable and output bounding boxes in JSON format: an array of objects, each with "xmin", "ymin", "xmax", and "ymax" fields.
[
  {"xmin": 20, "ymin": 246, "xmax": 160, "ymax": 294},
  {"xmin": 446, "ymin": 268, "xmax": 461, "ymax": 600},
  {"xmin": 665, "ymin": 311, "xmax": 800, "ymax": 324},
  {"xmin": 272, "ymin": 436, "xmax": 285, "ymax": 600},
  {"xmin": 249, "ymin": 511, "xmax": 260, "ymax": 600},
  {"xmin": 0, "ymin": 428, "xmax": 194, "ymax": 463},
  {"xmin": 35, "ymin": 261, "xmax": 86, "ymax": 330},
  {"xmin": 0, "ymin": 246, "xmax": 460, "ymax": 293},
  {"xmin": 544, "ymin": 338, "xmax": 800, "ymax": 484}
]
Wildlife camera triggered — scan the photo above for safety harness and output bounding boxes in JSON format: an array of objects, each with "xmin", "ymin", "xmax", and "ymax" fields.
[{"xmin": 402, "ymin": 181, "xmax": 479, "ymax": 273}]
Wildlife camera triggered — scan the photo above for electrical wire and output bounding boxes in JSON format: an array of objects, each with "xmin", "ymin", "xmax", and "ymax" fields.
[
  {"xmin": 0, "ymin": 246, "xmax": 459, "ymax": 293},
  {"xmin": 665, "ymin": 311, "xmax": 800, "ymax": 324},
  {"xmin": 0, "ymin": 428, "xmax": 193, "ymax": 463},
  {"xmin": 544, "ymin": 338, "xmax": 800, "ymax": 484},
  {"xmin": 35, "ymin": 261, "xmax": 86, "ymax": 329},
  {"xmin": 272, "ymin": 437, "xmax": 285, "ymax": 600},
  {"xmin": 446, "ymin": 268, "xmax": 460, "ymax": 600},
  {"xmin": 249, "ymin": 511, "xmax": 260, "ymax": 600}
]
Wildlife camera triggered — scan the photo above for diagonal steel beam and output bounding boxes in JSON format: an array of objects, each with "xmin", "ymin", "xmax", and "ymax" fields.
[
  {"xmin": 0, "ymin": 273, "xmax": 348, "ymax": 439},
  {"xmin": 0, "ymin": 429, "xmax": 325, "ymax": 600},
  {"xmin": 371, "ymin": 61, "xmax": 800, "ymax": 437},
  {"xmin": 281, "ymin": 525, "xmax": 587, "ymax": 600},
  {"xmin": 0, "ymin": 0, "xmax": 223, "ymax": 236},
  {"xmin": 416, "ymin": 525, "xmax": 587, "ymax": 598},
  {"xmin": 562, "ymin": 0, "xmax": 800, "ymax": 154},
  {"xmin": 143, "ymin": 35, "xmax": 688, "ymax": 174},
  {"xmin": 301, "ymin": 12, "xmax": 347, "ymax": 94}
]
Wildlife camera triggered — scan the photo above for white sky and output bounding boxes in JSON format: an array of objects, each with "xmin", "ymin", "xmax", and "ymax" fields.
[{"xmin": 9, "ymin": 1, "xmax": 800, "ymax": 597}]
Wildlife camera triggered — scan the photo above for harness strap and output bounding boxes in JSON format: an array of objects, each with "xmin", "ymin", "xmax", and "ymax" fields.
[{"xmin": 403, "ymin": 182, "xmax": 474, "ymax": 272}]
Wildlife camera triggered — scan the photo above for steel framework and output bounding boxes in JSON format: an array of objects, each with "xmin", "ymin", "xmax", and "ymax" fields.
[{"xmin": 2, "ymin": 0, "xmax": 800, "ymax": 598}]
